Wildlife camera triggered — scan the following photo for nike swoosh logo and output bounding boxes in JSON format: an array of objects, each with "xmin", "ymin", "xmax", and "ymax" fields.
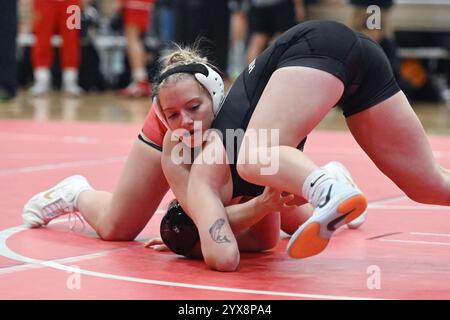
[
  {"xmin": 317, "ymin": 184, "xmax": 333, "ymax": 208},
  {"xmin": 310, "ymin": 174, "xmax": 326, "ymax": 187},
  {"xmin": 327, "ymin": 208, "xmax": 355, "ymax": 231}
]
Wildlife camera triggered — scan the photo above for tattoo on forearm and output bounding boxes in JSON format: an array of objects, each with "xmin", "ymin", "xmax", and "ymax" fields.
[{"xmin": 209, "ymin": 218, "xmax": 231, "ymax": 243}]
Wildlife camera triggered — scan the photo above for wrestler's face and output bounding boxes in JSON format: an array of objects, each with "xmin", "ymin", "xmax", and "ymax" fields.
[{"xmin": 159, "ymin": 77, "xmax": 214, "ymax": 147}]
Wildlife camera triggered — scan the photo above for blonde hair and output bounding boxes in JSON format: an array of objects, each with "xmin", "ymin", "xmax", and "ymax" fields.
[{"xmin": 152, "ymin": 44, "xmax": 218, "ymax": 98}]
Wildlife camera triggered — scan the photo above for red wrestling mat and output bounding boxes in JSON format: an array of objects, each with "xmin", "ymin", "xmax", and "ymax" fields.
[{"xmin": 1, "ymin": 119, "xmax": 449, "ymax": 300}]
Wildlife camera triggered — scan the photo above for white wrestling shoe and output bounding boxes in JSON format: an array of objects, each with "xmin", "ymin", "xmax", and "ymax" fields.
[
  {"xmin": 30, "ymin": 82, "xmax": 50, "ymax": 97},
  {"xmin": 323, "ymin": 161, "xmax": 368, "ymax": 229},
  {"xmin": 63, "ymin": 83, "xmax": 83, "ymax": 97},
  {"xmin": 30, "ymin": 68, "xmax": 51, "ymax": 97},
  {"xmin": 62, "ymin": 69, "xmax": 83, "ymax": 97},
  {"xmin": 22, "ymin": 175, "xmax": 93, "ymax": 228},
  {"xmin": 287, "ymin": 180, "xmax": 367, "ymax": 259}
]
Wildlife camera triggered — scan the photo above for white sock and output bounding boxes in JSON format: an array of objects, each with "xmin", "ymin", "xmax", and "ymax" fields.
[
  {"xmin": 63, "ymin": 68, "xmax": 79, "ymax": 87},
  {"xmin": 132, "ymin": 68, "xmax": 147, "ymax": 82},
  {"xmin": 302, "ymin": 168, "xmax": 334, "ymax": 208},
  {"xmin": 34, "ymin": 67, "xmax": 50, "ymax": 86},
  {"xmin": 73, "ymin": 184, "xmax": 94, "ymax": 211}
]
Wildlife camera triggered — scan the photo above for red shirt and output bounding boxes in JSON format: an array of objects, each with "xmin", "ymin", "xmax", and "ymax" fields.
[{"xmin": 140, "ymin": 101, "xmax": 167, "ymax": 149}]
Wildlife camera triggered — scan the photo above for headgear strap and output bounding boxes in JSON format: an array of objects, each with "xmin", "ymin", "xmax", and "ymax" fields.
[{"xmin": 156, "ymin": 64, "xmax": 209, "ymax": 85}]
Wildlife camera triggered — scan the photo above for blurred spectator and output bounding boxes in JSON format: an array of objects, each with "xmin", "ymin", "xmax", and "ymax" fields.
[
  {"xmin": 30, "ymin": 0, "xmax": 83, "ymax": 97},
  {"xmin": 117, "ymin": 0, "xmax": 155, "ymax": 97},
  {"xmin": 349, "ymin": 0, "xmax": 393, "ymax": 39},
  {"xmin": 349, "ymin": 1, "xmax": 408, "ymax": 96},
  {"xmin": 78, "ymin": 1, "xmax": 106, "ymax": 91},
  {"xmin": 153, "ymin": 0, "xmax": 174, "ymax": 43},
  {"xmin": 0, "ymin": 0, "xmax": 18, "ymax": 101},
  {"xmin": 227, "ymin": 0, "xmax": 249, "ymax": 80},
  {"xmin": 246, "ymin": 0, "xmax": 304, "ymax": 64},
  {"xmin": 172, "ymin": 0, "xmax": 231, "ymax": 77},
  {"xmin": 349, "ymin": 0, "xmax": 445, "ymax": 102}
]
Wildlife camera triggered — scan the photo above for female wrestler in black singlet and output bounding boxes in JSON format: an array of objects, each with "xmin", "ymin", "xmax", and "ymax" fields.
[{"xmin": 154, "ymin": 20, "xmax": 450, "ymax": 272}]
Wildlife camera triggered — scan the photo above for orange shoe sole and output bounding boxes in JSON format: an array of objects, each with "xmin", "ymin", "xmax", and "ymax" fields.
[{"xmin": 288, "ymin": 194, "xmax": 367, "ymax": 259}]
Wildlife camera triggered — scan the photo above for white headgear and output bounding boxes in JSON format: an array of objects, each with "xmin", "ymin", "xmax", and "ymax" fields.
[{"xmin": 153, "ymin": 63, "xmax": 225, "ymax": 128}]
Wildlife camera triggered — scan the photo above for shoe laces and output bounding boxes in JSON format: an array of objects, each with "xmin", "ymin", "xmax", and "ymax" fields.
[
  {"xmin": 42, "ymin": 198, "xmax": 73, "ymax": 220},
  {"xmin": 68, "ymin": 211, "xmax": 86, "ymax": 232},
  {"xmin": 42, "ymin": 198, "xmax": 85, "ymax": 231}
]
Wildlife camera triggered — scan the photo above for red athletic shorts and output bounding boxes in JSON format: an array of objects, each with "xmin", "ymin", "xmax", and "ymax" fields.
[{"xmin": 122, "ymin": 0, "xmax": 155, "ymax": 33}]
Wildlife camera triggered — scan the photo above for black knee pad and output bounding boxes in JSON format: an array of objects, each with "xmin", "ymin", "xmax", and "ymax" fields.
[{"xmin": 160, "ymin": 199, "xmax": 200, "ymax": 257}]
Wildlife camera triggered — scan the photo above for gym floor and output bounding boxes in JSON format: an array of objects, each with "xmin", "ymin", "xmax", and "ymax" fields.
[{"xmin": 0, "ymin": 92, "xmax": 449, "ymax": 299}]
